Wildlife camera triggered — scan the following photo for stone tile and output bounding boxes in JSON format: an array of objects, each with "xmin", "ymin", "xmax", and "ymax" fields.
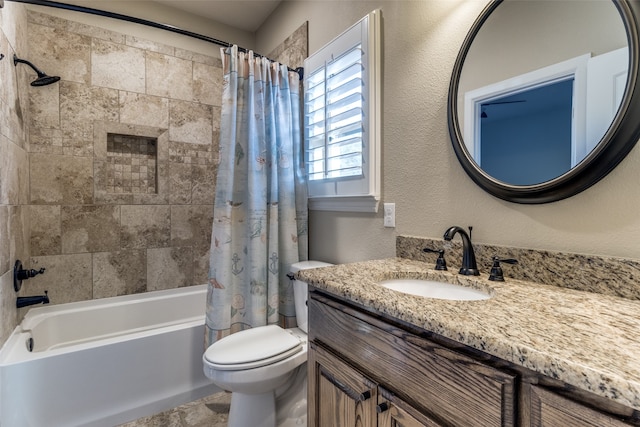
[
  {"xmin": 0, "ymin": 31, "xmax": 14, "ymax": 106},
  {"xmin": 93, "ymin": 160, "xmax": 134, "ymax": 205},
  {"xmin": 26, "ymin": 254, "xmax": 92, "ymax": 304},
  {"xmin": 93, "ymin": 121, "xmax": 169, "ymax": 162},
  {"xmin": 191, "ymin": 163, "xmax": 217, "ymax": 205},
  {"xmin": 118, "ymin": 409, "xmax": 183, "ymax": 427},
  {"xmin": 125, "ymin": 35, "xmax": 174, "ymax": 56},
  {"xmin": 180, "ymin": 391, "xmax": 231, "ymax": 426},
  {"xmin": 169, "ymin": 100, "xmax": 213, "ymax": 145},
  {"xmin": 61, "ymin": 205, "xmax": 120, "ymax": 253},
  {"xmin": 28, "ymin": 82, "xmax": 60, "ymax": 129},
  {"xmin": 0, "ymin": 135, "xmax": 29, "ymax": 205},
  {"xmin": 61, "ymin": 131, "xmax": 94, "ymax": 157},
  {"xmin": 0, "ymin": 269, "xmax": 18, "ymax": 348},
  {"xmin": 0, "ymin": 206, "xmax": 9, "ymax": 274},
  {"xmin": 169, "ymin": 162, "xmax": 192, "ymax": 205},
  {"xmin": 30, "ymin": 153, "xmax": 93, "ymax": 205},
  {"xmin": 27, "ymin": 23, "xmax": 91, "ymax": 84},
  {"xmin": 194, "ymin": 245, "xmax": 211, "ymax": 286},
  {"xmin": 146, "ymin": 52, "xmax": 193, "ymax": 101},
  {"xmin": 93, "ymin": 250, "xmax": 146, "ymax": 298},
  {"xmin": 171, "ymin": 205, "xmax": 213, "ymax": 248},
  {"xmin": 1, "ymin": 2, "xmax": 28, "ymax": 57},
  {"xmin": 9, "ymin": 206, "xmax": 29, "ymax": 267},
  {"xmin": 119, "ymin": 91, "xmax": 169, "ymax": 128},
  {"xmin": 28, "ymin": 10, "xmax": 125, "ymax": 44},
  {"xmin": 212, "ymin": 107, "xmax": 221, "ymax": 133},
  {"xmin": 174, "ymin": 48, "xmax": 220, "ymax": 67},
  {"xmin": 29, "ymin": 128, "xmax": 64, "ymax": 155},
  {"xmin": 59, "ymin": 81, "xmax": 119, "ymax": 125},
  {"xmin": 91, "ymin": 38, "xmax": 145, "ymax": 92},
  {"xmin": 132, "ymin": 161, "xmax": 170, "ymax": 205},
  {"xmin": 30, "ymin": 205, "xmax": 61, "ymax": 256},
  {"xmin": 193, "ymin": 62, "xmax": 222, "ymax": 106},
  {"xmin": 120, "ymin": 205, "xmax": 170, "ymax": 249},
  {"xmin": 147, "ymin": 247, "xmax": 193, "ymax": 291}
]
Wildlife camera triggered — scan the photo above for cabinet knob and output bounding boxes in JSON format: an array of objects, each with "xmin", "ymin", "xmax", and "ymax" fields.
[
  {"xmin": 359, "ymin": 390, "xmax": 372, "ymax": 401},
  {"xmin": 376, "ymin": 402, "xmax": 390, "ymax": 413}
]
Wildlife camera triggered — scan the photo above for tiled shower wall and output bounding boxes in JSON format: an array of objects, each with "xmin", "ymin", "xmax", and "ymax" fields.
[
  {"xmin": 0, "ymin": 3, "xmax": 30, "ymax": 346},
  {"xmin": 0, "ymin": 4, "xmax": 308, "ymax": 347},
  {"xmin": 20, "ymin": 9, "xmax": 222, "ymax": 307}
]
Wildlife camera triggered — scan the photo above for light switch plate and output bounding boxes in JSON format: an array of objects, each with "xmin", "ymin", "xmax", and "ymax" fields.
[{"xmin": 384, "ymin": 203, "xmax": 395, "ymax": 228}]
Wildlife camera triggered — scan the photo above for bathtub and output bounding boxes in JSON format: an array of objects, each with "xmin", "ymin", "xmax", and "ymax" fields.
[{"xmin": 0, "ymin": 285, "xmax": 220, "ymax": 427}]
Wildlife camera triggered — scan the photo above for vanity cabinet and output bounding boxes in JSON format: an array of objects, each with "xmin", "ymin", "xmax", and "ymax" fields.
[
  {"xmin": 309, "ymin": 341, "xmax": 442, "ymax": 427},
  {"xmin": 308, "ymin": 288, "xmax": 638, "ymax": 426},
  {"xmin": 308, "ymin": 289, "xmax": 516, "ymax": 427},
  {"xmin": 526, "ymin": 385, "xmax": 633, "ymax": 427}
]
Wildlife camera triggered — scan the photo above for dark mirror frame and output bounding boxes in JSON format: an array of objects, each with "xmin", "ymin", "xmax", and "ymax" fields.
[{"xmin": 448, "ymin": 0, "xmax": 640, "ymax": 204}]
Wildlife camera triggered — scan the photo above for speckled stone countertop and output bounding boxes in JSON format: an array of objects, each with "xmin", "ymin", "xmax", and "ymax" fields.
[{"xmin": 297, "ymin": 257, "xmax": 640, "ymax": 411}]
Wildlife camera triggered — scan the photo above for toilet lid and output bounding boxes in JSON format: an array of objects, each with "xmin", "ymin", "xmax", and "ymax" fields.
[{"xmin": 204, "ymin": 325, "xmax": 303, "ymax": 371}]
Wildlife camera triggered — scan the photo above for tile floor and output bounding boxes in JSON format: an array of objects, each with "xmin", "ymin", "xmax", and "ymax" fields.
[{"xmin": 118, "ymin": 391, "xmax": 230, "ymax": 427}]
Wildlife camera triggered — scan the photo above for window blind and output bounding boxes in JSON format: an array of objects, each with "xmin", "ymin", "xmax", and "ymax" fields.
[{"xmin": 305, "ymin": 44, "xmax": 364, "ymax": 181}]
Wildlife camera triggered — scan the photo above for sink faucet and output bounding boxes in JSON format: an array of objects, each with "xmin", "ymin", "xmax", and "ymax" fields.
[{"xmin": 443, "ymin": 226, "xmax": 479, "ymax": 276}]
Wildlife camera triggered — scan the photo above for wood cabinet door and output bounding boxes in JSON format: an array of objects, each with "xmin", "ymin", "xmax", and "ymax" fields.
[
  {"xmin": 308, "ymin": 342, "xmax": 377, "ymax": 427},
  {"xmin": 377, "ymin": 387, "xmax": 446, "ymax": 427},
  {"xmin": 309, "ymin": 293, "xmax": 517, "ymax": 427},
  {"xmin": 528, "ymin": 385, "xmax": 633, "ymax": 427}
]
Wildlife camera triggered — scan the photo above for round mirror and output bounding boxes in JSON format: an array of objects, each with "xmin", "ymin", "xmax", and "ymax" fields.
[{"xmin": 448, "ymin": 0, "xmax": 640, "ymax": 203}]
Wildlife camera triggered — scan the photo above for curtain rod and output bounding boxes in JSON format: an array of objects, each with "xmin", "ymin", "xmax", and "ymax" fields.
[{"xmin": 7, "ymin": 0, "xmax": 304, "ymax": 79}]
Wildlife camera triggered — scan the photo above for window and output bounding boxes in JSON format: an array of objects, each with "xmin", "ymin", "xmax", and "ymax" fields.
[{"xmin": 304, "ymin": 10, "xmax": 381, "ymax": 212}]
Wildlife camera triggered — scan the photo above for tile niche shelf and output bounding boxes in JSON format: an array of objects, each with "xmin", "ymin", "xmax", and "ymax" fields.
[
  {"xmin": 93, "ymin": 121, "xmax": 169, "ymax": 205},
  {"xmin": 106, "ymin": 133, "xmax": 158, "ymax": 194}
]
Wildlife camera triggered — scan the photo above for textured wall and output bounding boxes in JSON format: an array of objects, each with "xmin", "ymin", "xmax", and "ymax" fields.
[
  {"xmin": 0, "ymin": 6, "xmax": 308, "ymax": 347},
  {"xmin": 257, "ymin": 0, "xmax": 640, "ymax": 264},
  {"xmin": 0, "ymin": 2, "xmax": 30, "ymax": 346},
  {"xmin": 18, "ymin": 9, "xmax": 221, "ymax": 308}
]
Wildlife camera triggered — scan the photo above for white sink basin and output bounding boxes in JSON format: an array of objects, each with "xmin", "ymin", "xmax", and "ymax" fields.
[{"xmin": 379, "ymin": 279, "xmax": 491, "ymax": 301}]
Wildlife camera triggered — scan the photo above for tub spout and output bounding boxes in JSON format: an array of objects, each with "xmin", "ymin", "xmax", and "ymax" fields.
[{"xmin": 17, "ymin": 290, "xmax": 49, "ymax": 308}]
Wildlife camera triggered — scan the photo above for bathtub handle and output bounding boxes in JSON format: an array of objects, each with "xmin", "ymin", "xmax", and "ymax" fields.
[{"xmin": 13, "ymin": 260, "xmax": 46, "ymax": 292}]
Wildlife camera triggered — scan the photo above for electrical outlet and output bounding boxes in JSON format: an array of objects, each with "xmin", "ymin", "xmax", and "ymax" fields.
[{"xmin": 383, "ymin": 203, "xmax": 395, "ymax": 228}]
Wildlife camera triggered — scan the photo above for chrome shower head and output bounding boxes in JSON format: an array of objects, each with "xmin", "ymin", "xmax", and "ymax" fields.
[{"xmin": 13, "ymin": 54, "xmax": 60, "ymax": 87}]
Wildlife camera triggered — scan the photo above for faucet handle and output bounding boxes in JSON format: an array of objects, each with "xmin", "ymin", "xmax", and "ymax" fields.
[
  {"xmin": 488, "ymin": 257, "xmax": 518, "ymax": 281},
  {"xmin": 423, "ymin": 248, "xmax": 448, "ymax": 271}
]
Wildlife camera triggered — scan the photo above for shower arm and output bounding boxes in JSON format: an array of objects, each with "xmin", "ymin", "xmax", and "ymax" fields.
[{"xmin": 13, "ymin": 54, "xmax": 46, "ymax": 77}]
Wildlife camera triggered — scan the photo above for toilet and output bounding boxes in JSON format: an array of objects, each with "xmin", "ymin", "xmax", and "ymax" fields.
[{"xmin": 203, "ymin": 260, "xmax": 332, "ymax": 427}]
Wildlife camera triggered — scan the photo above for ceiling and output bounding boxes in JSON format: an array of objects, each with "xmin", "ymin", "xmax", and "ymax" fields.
[{"xmin": 153, "ymin": 0, "xmax": 282, "ymax": 32}]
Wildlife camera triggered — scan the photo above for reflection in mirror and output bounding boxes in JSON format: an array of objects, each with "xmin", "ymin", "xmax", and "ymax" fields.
[
  {"xmin": 448, "ymin": 0, "xmax": 640, "ymax": 203},
  {"xmin": 457, "ymin": 0, "xmax": 627, "ymax": 186}
]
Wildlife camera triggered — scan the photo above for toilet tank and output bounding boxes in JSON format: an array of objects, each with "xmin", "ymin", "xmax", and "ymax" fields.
[{"xmin": 289, "ymin": 261, "xmax": 333, "ymax": 334}]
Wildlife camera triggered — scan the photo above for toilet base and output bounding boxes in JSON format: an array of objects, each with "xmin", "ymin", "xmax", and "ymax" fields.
[{"xmin": 229, "ymin": 391, "xmax": 276, "ymax": 427}]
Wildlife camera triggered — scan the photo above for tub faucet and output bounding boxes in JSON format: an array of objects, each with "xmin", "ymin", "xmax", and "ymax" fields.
[
  {"xmin": 443, "ymin": 226, "xmax": 479, "ymax": 276},
  {"xmin": 17, "ymin": 290, "xmax": 49, "ymax": 308}
]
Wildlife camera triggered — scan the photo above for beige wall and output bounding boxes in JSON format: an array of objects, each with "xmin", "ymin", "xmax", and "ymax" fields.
[{"xmin": 257, "ymin": 0, "xmax": 640, "ymax": 264}]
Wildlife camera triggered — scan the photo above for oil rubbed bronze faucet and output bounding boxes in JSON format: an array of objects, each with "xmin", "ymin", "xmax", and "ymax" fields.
[{"xmin": 443, "ymin": 226, "xmax": 479, "ymax": 276}]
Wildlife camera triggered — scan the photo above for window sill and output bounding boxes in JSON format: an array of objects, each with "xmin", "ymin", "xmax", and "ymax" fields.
[{"xmin": 308, "ymin": 195, "xmax": 380, "ymax": 213}]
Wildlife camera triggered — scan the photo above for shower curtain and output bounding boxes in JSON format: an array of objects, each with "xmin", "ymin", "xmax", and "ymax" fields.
[{"xmin": 205, "ymin": 45, "xmax": 308, "ymax": 347}]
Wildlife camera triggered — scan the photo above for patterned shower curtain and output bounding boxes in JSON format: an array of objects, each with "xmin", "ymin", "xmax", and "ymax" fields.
[{"xmin": 205, "ymin": 45, "xmax": 308, "ymax": 347}]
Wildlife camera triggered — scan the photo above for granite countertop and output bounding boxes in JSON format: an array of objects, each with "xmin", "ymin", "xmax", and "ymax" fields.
[{"xmin": 297, "ymin": 257, "xmax": 640, "ymax": 411}]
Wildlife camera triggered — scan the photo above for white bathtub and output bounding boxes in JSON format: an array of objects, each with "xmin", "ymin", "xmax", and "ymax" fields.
[{"xmin": 0, "ymin": 285, "xmax": 220, "ymax": 427}]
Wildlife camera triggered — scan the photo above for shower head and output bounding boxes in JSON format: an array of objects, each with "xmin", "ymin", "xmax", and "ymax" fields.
[{"xmin": 13, "ymin": 54, "xmax": 60, "ymax": 87}]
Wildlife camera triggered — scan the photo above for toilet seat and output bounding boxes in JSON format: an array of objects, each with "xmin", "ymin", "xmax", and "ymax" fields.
[{"xmin": 204, "ymin": 325, "xmax": 303, "ymax": 371}]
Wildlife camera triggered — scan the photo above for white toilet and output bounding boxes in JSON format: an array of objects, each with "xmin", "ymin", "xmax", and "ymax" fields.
[{"xmin": 203, "ymin": 260, "xmax": 332, "ymax": 427}]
